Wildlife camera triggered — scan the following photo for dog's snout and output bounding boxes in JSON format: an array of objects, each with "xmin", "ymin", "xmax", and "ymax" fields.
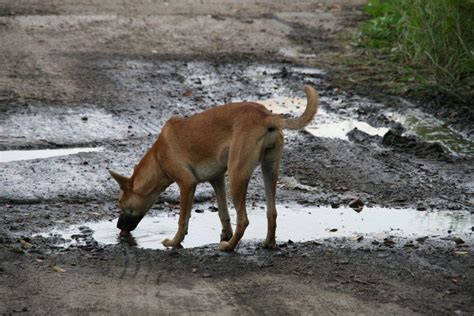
[{"xmin": 117, "ymin": 213, "xmax": 144, "ymax": 233}]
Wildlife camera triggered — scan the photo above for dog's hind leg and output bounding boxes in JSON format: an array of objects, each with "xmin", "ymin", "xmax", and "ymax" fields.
[
  {"xmin": 210, "ymin": 175, "xmax": 233, "ymax": 241},
  {"xmin": 261, "ymin": 134, "xmax": 283, "ymax": 249},
  {"xmin": 162, "ymin": 180, "xmax": 196, "ymax": 249},
  {"xmin": 219, "ymin": 134, "xmax": 261, "ymax": 252}
]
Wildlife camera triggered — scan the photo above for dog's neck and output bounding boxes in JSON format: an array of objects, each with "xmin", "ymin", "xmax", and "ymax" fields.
[{"xmin": 131, "ymin": 142, "xmax": 172, "ymax": 199}]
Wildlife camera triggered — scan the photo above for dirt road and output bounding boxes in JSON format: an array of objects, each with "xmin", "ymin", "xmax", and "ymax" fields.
[{"xmin": 1, "ymin": 1, "xmax": 473, "ymax": 314}]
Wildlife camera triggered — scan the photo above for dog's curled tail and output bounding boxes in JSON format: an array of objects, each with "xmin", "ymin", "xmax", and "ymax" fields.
[{"xmin": 266, "ymin": 85, "xmax": 319, "ymax": 130}]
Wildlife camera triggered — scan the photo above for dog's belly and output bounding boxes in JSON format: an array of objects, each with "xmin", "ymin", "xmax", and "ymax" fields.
[{"xmin": 193, "ymin": 163, "xmax": 226, "ymax": 182}]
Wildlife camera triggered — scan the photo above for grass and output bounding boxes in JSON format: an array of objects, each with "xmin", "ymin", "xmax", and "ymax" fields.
[{"xmin": 354, "ymin": 0, "xmax": 473, "ymax": 103}]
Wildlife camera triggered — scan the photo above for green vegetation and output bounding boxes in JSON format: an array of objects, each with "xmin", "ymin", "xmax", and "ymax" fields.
[{"xmin": 358, "ymin": 0, "xmax": 473, "ymax": 103}]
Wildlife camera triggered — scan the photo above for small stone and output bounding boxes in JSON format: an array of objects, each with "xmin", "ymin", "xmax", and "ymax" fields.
[
  {"xmin": 416, "ymin": 204, "xmax": 427, "ymax": 211},
  {"xmin": 348, "ymin": 198, "xmax": 364, "ymax": 213},
  {"xmin": 208, "ymin": 206, "xmax": 218, "ymax": 212},
  {"xmin": 383, "ymin": 238, "xmax": 396, "ymax": 247},
  {"xmin": 416, "ymin": 236, "xmax": 428, "ymax": 243}
]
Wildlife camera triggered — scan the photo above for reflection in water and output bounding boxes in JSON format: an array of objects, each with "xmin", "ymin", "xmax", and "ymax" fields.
[
  {"xmin": 42, "ymin": 203, "xmax": 473, "ymax": 250},
  {"xmin": 118, "ymin": 234, "xmax": 138, "ymax": 247}
]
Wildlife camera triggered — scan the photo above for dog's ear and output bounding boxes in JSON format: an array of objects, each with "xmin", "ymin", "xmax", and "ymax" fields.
[{"xmin": 108, "ymin": 170, "xmax": 131, "ymax": 190}]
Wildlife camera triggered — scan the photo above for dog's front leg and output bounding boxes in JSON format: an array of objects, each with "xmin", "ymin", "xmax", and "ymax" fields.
[
  {"xmin": 162, "ymin": 182, "xmax": 196, "ymax": 249},
  {"xmin": 210, "ymin": 175, "xmax": 233, "ymax": 242}
]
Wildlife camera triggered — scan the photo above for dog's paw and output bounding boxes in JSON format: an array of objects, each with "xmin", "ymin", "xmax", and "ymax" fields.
[
  {"xmin": 220, "ymin": 230, "xmax": 233, "ymax": 242},
  {"xmin": 219, "ymin": 241, "xmax": 234, "ymax": 252},
  {"xmin": 162, "ymin": 238, "xmax": 183, "ymax": 249},
  {"xmin": 263, "ymin": 239, "xmax": 277, "ymax": 250}
]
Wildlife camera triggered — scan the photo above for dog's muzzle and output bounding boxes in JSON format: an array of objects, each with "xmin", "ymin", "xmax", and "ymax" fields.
[{"xmin": 117, "ymin": 213, "xmax": 144, "ymax": 234}]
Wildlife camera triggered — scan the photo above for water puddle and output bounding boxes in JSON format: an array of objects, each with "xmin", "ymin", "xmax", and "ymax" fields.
[
  {"xmin": 258, "ymin": 97, "xmax": 388, "ymax": 140},
  {"xmin": 386, "ymin": 109, "xmax": 474, "ymax": 155},
  {"xmin": 257, "ymin": 96, "xmax": 472, "ymax": 153},
  {"xmin": 42, "ymin": 203, "xmax": 473, "ymax": 250},
  {"xmin": 0, "ymin": 147, "xmax": 102, "ymax": 163}
]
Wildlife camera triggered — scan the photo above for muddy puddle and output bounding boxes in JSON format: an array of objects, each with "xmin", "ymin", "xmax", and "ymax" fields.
[
  {"xmin": 0, "ymin": 147, "xmax": 102, "ymax": 163},
  {"xmin": 42, "ymin": 203, "xmax": 473, "ymax": 250},
  {"xmin": 258, "ymin": 97, "xmax": 389, "ymax": 140},
  {"xmin": 3, "ymin": 61, "xmax": 472, "ymax": 156},
  {"xmin": 386, "ymin": 108, "xmax": 474, "ymax": 155},
  {"xmin": 259, "ymin": 96, "xmax": 473, "ymax": 153}
]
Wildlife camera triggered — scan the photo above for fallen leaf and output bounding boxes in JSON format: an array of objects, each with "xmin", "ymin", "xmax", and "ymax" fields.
[
  {"xmin": 351, "ymin": 235, "xmax": 364, "ymax": 242},
  {"xmin": 52, "ymin": 266, "xmax": 66, "ymax": 273},
  {"xmin": 183, "ymin": 90, "xmax": 193, "ymax": 97},
  {"xmin": 20, "ymin": 239, "xmax": 32, "ymax": 249}
]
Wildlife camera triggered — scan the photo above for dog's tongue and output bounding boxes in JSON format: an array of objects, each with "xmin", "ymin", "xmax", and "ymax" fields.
[{"xmin": 119, "ymin": 230, "xmax": 131, "ymax": 237}]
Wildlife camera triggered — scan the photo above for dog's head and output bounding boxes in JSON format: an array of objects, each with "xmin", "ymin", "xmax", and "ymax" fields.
[{"xmin": 108, "ymin": 169, "xmax": 154, "ymax": 235}]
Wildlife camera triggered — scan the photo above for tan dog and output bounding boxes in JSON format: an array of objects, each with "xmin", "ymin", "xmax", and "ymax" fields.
[{"xmin": 109, "ymin": 85, "xmax": 319, "ymax": 251}]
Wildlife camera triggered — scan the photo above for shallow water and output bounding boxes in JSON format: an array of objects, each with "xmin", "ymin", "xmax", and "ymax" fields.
[
  {"xmin": 259, "ymin": 96, "xmax": 473, "ymax": 153},
  {"xmin": 44, "ymin": 203, "xmax": 473, "ymax": 250},
  {"xmin": 0, "ymin": 147, "xmax": 102, "ymax": 163},
  {"xmin": 259, "ymin": 97, "xmax": 388, "ymax": 140},
  {"xmin": 386, "ymin": 110, "xmax": 474, "ymax": 155}
]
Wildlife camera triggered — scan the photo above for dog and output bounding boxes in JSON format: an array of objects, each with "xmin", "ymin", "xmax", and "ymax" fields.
[{"xmin": 109, "ymin": 85, "xmax": 319, "ymax": 251}]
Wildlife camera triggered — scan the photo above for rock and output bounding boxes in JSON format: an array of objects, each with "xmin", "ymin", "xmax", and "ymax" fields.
[
  {"xmin": 349, "ymin": 198, "xmax": 364, "ymax": 213},
  {"xmin": 81, "ymin": 116, "xmax": 88, "ymax": 121},
  {"xmin": 383, "ymin": 238, "xmax": 396, "ymax": 247},
  {"xmin": 347, "ymin": 128, "xmax": 379, "ymax": 144},
  {"xmin": 454, "ymin": 237, "xmax": 465, "ymax": 245},
  {"xmin": 416, "ymin": 204, "xmax": 427, "ymax": 211},
  {"xmin": 195, "ymin": 209, "xmax": 204, "ymax": 213}
]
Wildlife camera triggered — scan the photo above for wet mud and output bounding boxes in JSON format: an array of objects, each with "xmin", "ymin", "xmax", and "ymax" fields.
[{"xmin": 1, "ymin": 0, "xmax": 473, "ymax": 315}]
